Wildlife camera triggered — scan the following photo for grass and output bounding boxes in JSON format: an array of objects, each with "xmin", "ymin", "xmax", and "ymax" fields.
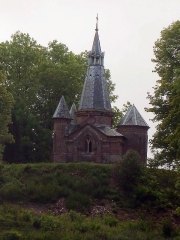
[
  {"xmin": 0, "ymin": 162, "xmax": 180, "ymax": 239},
  {"xmin": 0, "ymin": 204, "xmax": 178, "ymax": 240},
  {"xmin": 0, "ymin": 162, "xmax": 111, "ymax": 212}
]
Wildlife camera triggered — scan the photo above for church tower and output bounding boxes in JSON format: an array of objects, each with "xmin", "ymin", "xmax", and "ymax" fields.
[
  {"xmin": 117, "ymin": 105, "xmax": 149, "ymax": 163},
  {"xmin": 76, "ymin": 16, "xmax": 114, "ymax": 127},
  {"xmin": 52, "ymin": 96, "xmax": 71, "ymax": 162}
]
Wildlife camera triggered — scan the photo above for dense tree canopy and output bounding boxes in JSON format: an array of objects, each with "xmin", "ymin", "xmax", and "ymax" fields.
[
  {"xmin": 146, "ymin": 21, "xmax": 180, "ymax": 167},
  {"xmin": 0, "ymin": 71, "xmax": 14, "ymax": 161},
  {"xmin": 0, "ymin": 31, "xmax": 120, "ymax": 163}
]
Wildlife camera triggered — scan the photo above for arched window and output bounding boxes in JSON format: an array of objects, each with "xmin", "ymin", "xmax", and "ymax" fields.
[{"xmin": 85, "ymin": 136, "xmax": 92, "ymax": 153}]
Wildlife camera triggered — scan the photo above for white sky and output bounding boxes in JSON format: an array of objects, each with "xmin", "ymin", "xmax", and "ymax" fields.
[{"xmin": 0, "ymin": 0, "xmax": 180, "ymax": 157}]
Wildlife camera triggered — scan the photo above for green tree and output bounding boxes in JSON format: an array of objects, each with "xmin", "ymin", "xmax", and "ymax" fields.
[
  {"xmin": 146, "ymin": 21, "xmax": 180, "ymax": 167},
  {"xmin": 0, "ymin": 71, "xmax": 14, "ymax": 161},
  {"xmin": 0, "ymin": 33, "xmax": 87, "ymax": 162},
  {"xmin": 0, "ymin": 31, "xmax": 47, "ymax": 162}
]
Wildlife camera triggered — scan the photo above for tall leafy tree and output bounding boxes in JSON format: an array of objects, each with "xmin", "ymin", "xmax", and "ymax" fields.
[
  {"xmin": 146, "ymin": 21, "xmax": 180, "ymax": 167},
  {"xmin": 0, "ymin": 31, "xmax": 46, "ymax": 162},
  {"xmin": 0, "ymin": 71, "xmax": 14, "ymax": 161}
]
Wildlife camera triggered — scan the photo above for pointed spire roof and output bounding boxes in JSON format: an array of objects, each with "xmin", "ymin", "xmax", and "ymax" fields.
[
  {"xmin": 52, "ymin": 96, "xmax": 71, "ymax": 119},
  {"xmin": 70, "ymin": 103, "xmax": 77, "ymax": 124},
  {"xmin": 91, "ymin": 14, "xmax": 101, "ymax": 56},
  {"xmin": 118, "ymin": 105, "xmax": 149, "ymax": 127},
  {"xmin": 78, "ymin": 16, "xmax": 111, "ymax": 111}
]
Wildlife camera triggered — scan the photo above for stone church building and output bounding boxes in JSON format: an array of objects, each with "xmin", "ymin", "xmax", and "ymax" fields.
[{"xmin": 52, "ymin": 20, "xmax": 149, "ymax": 164}]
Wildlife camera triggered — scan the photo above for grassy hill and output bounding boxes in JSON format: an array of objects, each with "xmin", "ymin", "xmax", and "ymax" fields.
[{"xmin": 0, "ymin": 162, "xmax": 180, "ymax": 239}]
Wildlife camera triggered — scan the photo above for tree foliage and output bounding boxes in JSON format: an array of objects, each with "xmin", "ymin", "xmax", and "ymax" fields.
[
  {"xmin": 0, "ymin": 71, "xmax": 14, "ymax": 161},
  {"xmin": 146, "ymin": 21, "xmax": 180, "ymax": 167},
  {"xmin": 0, "ymin": 32, "xmax": 88, "ymax": 162}
]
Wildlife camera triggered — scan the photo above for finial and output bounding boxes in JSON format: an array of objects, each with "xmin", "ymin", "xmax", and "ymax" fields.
[{"xmin": 95, "ymin": 14, "xmax": 98, "ymax": 31}]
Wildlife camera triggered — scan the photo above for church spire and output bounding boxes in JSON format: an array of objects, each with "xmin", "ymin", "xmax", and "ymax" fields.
[
  {"xmin": 89, "ymin": 14, "xmax": 103, "ymax": 65},
  {"xmin": 78, "ymin": 16, "xmax": 111, "ymax": 111},
  {"xmin": 95, "ymin": 14, "xmax": 98, "ymax": 31}
]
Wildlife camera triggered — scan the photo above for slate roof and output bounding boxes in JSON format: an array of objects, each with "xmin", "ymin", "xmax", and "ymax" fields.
[
  {"xmin": 91, "ymin": 28, "xmax": 101, "ymax": 56},
  {"xmin": 78, "ymin": 22, "xmax": 111, "ymax": 112},
  {"xmin": 118, "ymin": 104, "xmax": 149, "ymax": 127},
  {"xmin": 68, "ymin": 123, "xmax": 81, "ymax": 135},
  {"xmin": 70, "ymin": 103, "xmax": 77, "ymax": 124},
  {"xmin": 97, "ymin": 126, "xmax": 123, "ymax": 137},
  {"xmin": 52, "ymin": 96, "xmax": 71, "ymax": 119}
]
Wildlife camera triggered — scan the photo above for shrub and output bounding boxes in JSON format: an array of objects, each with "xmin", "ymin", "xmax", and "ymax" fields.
[
  {"xmin": 69, "ymin": 210, "xmax": 79, "ymax": 221},
  {"xmin": 174, "ymin": 207, "xmax": 180, "ymax": 217},
  {"xmin": 26, "ymin": 180, "xmax": 60, "ymax": 203},
  {"xmin": 0, "ymin": 182, "xmax": 24, "ymax": 201},
  {"xmin": 134, "ymin": 185, "xmax": 158, "ymax": 205},
  {"xmin": 115, "ymin": 150, "xmax": 146, "ymax": 193},
  {"xmin": 33, "ymin": 217, "xmax": 41, "ymax": 229},
  {"xmin": 21, "ymin": 210, "xmax": 32, "ymax": 222},
  {"xmin": 3, "ymin": 230, "xmax": 22, "ymax": 240},
  {"xmin": 104, "ymin": 215, "xmax": 118, "ymax": 227},
  {"xmin": 66, "ymin": 192, "xmax": 92, "ymax": 212},
  {"xmin": 0, "ymin": 164, "xmax": 4, "ymax": 185},
  {"xmin": 162, "ymin": 219, "xmax": 175, "ymax": 238}
]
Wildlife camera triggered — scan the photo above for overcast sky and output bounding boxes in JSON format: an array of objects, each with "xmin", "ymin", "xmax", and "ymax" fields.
[{"xmin": 0, "ymin": 0, "xmax": 180, "ymax": 157}]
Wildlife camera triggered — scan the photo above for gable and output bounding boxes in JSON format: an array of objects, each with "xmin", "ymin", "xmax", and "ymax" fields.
[{"xmin": 67, "ymin": 124, "xmax": 103, "ymax": 141}]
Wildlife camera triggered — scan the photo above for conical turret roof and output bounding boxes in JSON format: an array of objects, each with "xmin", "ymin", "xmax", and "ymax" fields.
[
  {"xmin": 118, "ymin": 105, "xmax": 149, "ymax": 127},
  {"xmin": 52, "ymin": 96, "xmax": 71, "ymax": 119},
  {"xmin": 70, "ymin": 103, "xmax": 77, "ymax": 124},
  {"xmin": 78, "ymin": 17, "xmax": 111, "ymax": 112}
]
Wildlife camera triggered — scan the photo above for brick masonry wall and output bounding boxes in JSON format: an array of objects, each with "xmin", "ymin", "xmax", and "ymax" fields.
[
  {"xmin": 117, "ymin": 125, "xmax": 148, "ymax": 164},
  {"xmin": 76, "ymin": 111, "xmax": 113, "ymax": 127},
  {"xmin": 53, "ymin": 118, "xmax": 71, "ymax": 162}
]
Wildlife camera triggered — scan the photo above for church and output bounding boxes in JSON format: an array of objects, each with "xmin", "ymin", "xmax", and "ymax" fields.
[{"xmin": 52, "ymin": 19, "xmax": 149, "ymax": 164}]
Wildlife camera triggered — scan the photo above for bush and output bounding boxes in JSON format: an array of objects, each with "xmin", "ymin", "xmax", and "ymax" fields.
[
  {"xmin": 33, "ymin": 217, "xmax": 41, "ymax": 229},
  {"xmin": 3, "ymin": 230, "xmax": 22, "ymax": 240},
  {"xmin": 174, "ymin": 207, "xmax": 180, "ymax": 217},
  {"xmin": 115, "ymin": 150, "xmax": 146, "ymax": 193},
  {"xmin": 162, "ymin": 219, "xmax": 175, "ymax": 238},
  {"xmin": 134, "ymin": 185, "xmax": 158, "ymax": 205},
  {"xmin": 0, "ymin": 182, "xmax": 24, "ymax": 201},
  {"xmin": 66, "ymin": 192, "xmax": 92, "ymax": 212},
  {"xmin": 21, "ymin": 211, "xmax": 32, "ymax": 222},
  {"xmin": 26, "ymin": 180, "xmax": 60, "ymax": 203},
  {"xmin": 104, "ymin": 215, "xmax": 118, "ymax": 227}
]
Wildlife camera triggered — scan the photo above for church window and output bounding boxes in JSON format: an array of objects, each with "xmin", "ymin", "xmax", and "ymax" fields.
[{"xmin": 85, "ymin": 137, "xmax": 92, "ymax": 153}]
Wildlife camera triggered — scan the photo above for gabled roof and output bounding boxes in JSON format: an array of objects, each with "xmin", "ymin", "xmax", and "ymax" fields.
[
  {"xmin": 52, "ymin": 96, "xmax": 71, "ymax": 119},
  {"xmin": 118, "ymin": 104, "xmax": 149, "ymax": 127},
  {"xmin": 97, "ymin": 126, "xmax": 123, "ymax": 137},
  {"xmin": 70, "ymin": 103, "xmax": 77, "ymax": 124},
  {"xmin": 67, "ymin": 123, "xmax": 123, "ymax": 138},
  {"xmin": 78, "ymin": 18, "xmax": 111, "ymax": 112}
]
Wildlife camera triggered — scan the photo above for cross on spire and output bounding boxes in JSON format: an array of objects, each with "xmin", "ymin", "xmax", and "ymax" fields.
[{"xmin": 95, "ymin": 14, "xmax": 98, "ymax": 31}]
